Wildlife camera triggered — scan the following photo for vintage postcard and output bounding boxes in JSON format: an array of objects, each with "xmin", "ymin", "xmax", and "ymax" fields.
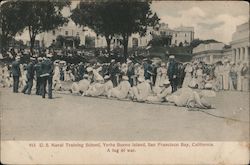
[{"xmin": 0, "ymin": 0, "xmax": 249, "ymax": 164}]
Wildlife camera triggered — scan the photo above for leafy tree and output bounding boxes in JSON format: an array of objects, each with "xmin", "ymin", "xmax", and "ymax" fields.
[
  {"xmin": 71, "ymin": 1, "xmax": 160, "ymax": 61},
  {"xmin": 16, "ymin": 1, "xmax": 70, "ymax": 54},
  {"xmin": 108, "ymin": 1, "xmax": 160, "ymax": 61},
  {"xmin": 148, "ymin": 35, "xmax": 172, "ymax": 47},
  {"xmin": 71, "ymin": 1, "xmax": 116, "ymax": 55},
  {"xmin": 0, "ymin": 1, "xmax": 25, "ymax": 51}
]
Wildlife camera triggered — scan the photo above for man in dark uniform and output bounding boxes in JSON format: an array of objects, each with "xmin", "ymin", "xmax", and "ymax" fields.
[
  {"xmin": 22, "ymin": 57, "xmax": 35, "ymax": 94},
  {"xmin": 127, "ymin": 59, "xmax": 135, "ymax": 87},
  {"xmin": 167, "ymin": 55, "xmax": 178, "ymax": 93},
  {"xmin": 34, "ymin": 57, "xmax": 43, "ymax": 95},
  {"xmin": 41, "ymin": 54, "xmax": 54, "ymax": 99},
  {"xmin": 11, "ymin": 56, "xmax": 21, "ymax": 93}
]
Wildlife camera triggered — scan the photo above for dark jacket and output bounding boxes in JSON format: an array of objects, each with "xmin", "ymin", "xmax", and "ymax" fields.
[
  {"xmin": 26, "ymin": 62, "xmax": 35, "ymax": 79},
  {"xmin": 41, "ymin": 59, "xmax": 54, "ymax": 77},
  {"xmin": 167, "ymin": 60, "xmax": 178, "ymax": 80},
  {"xmin": 35, "ymin": 62, "xmax": 42, "ymax": 78},
  {"xmin": 11, "ymin": 61, "xmax": 21, "ymax": 77}
]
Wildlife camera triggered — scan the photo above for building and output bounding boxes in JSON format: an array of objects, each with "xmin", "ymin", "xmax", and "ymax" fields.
[
  {"xmin": 154, "ymin": 23, "xmax": 195, "ymax": 46},
  {"xmin": 230, "ymin": 21, "xmax": 249, "ymax": 63},
  {"xmin": 172, "ymin": 26, "xmax": 194, "ymax": 46},
  {"xmin": 192, "ymin": 42, "xmax": 227, "ymax": 64},
  {"xmin": 37, "ymin": 21, "xmax": 86, "ymax": 48},
  {"xmin": 192, "ymin": 21, "xmax": 249, "ymax": 64}
]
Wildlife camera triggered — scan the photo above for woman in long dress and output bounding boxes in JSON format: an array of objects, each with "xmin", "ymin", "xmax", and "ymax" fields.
[{"xmin": 182, "ymin": 63, "xmax": 193, "ymax": 88}]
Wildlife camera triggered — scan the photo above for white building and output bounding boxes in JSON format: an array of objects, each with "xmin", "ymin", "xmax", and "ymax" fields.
[
  {"xmin": 154, "ymin": 23, "xmax": 195, "ymax": 46},
  {"xmin": 230, "ymin": 21, "xmax": 249, "ymax": 63},
  {"xmin": 37, "ymin": 21, "xmax": 86, "ymax": 48},
  {"xmin": 172, "ymin": 26, "xmax": 194, "ymax": 46},
  {"xmin": 192, "ymin": 42, "xmax": 226, "ymax": 64}
]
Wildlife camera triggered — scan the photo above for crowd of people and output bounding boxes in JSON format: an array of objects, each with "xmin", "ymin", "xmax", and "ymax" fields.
[{"xmin": 0, "ymin": 50, "xmax": 249, "ymax": 109}]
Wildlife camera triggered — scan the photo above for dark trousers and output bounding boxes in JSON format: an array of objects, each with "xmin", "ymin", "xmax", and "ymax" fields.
[
  {"xmin": 41, "ymin": 76, "xmax": 53, "ymax": 99},
  {"xmin": 36, "ymin": 77, "xmax": 42, "ymax": 95},
  {"xmin": 111, "ymin": 75, "xmax": 117, "ymax": 87},
  {"xmin": 13, "ymin": 76, "xmax": 19, "ymax": 93},
  {"xmin": 170, "ymin": 78, "xmax": 178, "ymax": 93},
  {"xmin": 22, "ymin": 78, "xmax": 33, "ymax": 94}
]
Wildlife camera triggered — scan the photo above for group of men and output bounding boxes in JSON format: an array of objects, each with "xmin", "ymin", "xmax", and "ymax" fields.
[{"xmin": 11, "ymin": 54, "xmax": 54, "ymax": 99}]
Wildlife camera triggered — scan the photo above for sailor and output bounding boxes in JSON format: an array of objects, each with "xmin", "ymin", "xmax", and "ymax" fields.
[
  {"xmin": 22, "ymin": 57, "xmax": 35, "ymax": 94},
  {"xmin": 11, "ymin": 56, "xmax": 21, "ymax": 93},
  {"xmin": 34, "ymin": 57, "xmax": 43, "ymax": 95},
  {"xmin": 41, "ymin": 54, "xmax": 54, "ymax": 99},
  {"xmin": 108, "ymin": 76, "xmax": 131, "ymax": 99}
]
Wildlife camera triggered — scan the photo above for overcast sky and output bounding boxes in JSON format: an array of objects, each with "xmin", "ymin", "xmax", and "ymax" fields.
[
  {"xmin": 151, "ymin": 1, "xmax": 249, "ymax": 44},
  {"xmin": 17, "ymin": 1, "xmax": 249, "ymax": 44}
]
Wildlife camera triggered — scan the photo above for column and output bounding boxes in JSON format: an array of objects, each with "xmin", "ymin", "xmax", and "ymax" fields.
[
  {"xmin": 240, "ymin": 47, "xmax": 244, "ymax": 61},
  {"xmin": 233, "ymin": 49, "xmax": 236, "ymax": 63},
  {"xmin": 210, "ymin": 55, "xmax": 213, "ymax": 64},
  {"xmin": 245, "ymin": 46, "xmax": 249, "ymax": 61}
]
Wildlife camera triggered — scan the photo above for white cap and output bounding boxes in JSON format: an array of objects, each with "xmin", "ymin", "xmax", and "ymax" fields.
[
  {"xmin": 161, "ymin": 63, "xmax": 166, "ymax": 66},
  {"xmin": 46, "ymin": 54, "xmax": 53, "ymax": 58},
  {"xmin": 169, "ymin": 55, "xmax": 175, "ymax": 59},
  {"xmin": 104, "ymin": 75, "xmax": 110, "ymax": 79},
  {"xmin": 38, "ymin": 57, "xmax": 43, "ymax": 61},
  {"xmin": 86, "ymin": 67, "xmax": 93, "ymax": 72},
  {"xmin": 15, "ymin": 56, "xmax": 21, "ymax": 60},
  {"xmin": 111, "ymin": 59, "xmax": 115, "ymax": 63},
  {"xmin": 127, "ymin": 59, "xmax": 132, "ymax": 63}
]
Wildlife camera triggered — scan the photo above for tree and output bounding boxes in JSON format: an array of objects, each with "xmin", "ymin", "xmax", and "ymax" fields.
[
  {"xmin": 71, "ymin": 1, "xmax": 116, "ymax": 55},
  {"xmin": 108, "ymin": 1, "xmax": 160, "ymax": 61},
  {"xmin": 0, "ymin": 1, "xmax": 25, "ymax": 51},
  {"xmin": 71, "ymin": 1, "xmax": 160, "ymax": 61},
  {"xmin": 16, "ymin": 1, "xmax": 70, "ymax": 54}
]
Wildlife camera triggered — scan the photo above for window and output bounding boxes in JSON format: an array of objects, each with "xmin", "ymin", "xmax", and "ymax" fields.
[
  {"xmin": 185, "ymin": 33, "xmax": 186, "ymax": 37},
  {"xmin": 76, "ymin": 32, "xmax": 79, "ymax": 36},
  {"xmin": 52, "ymin": 30, "xmax": 55, "ymax": 35},
  {"xmin": 175, "ymin": 33, "xmax": 177, "ymax": 37},
  {"xmin": 175, "ymin": 40, "xmax": 177, "ymax": 44},
  {"xmin": 65, "ymin": 31, "xmax": 68, "ymax": 36}
]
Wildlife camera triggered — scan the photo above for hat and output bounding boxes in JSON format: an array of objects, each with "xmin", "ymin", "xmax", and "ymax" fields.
[
  {"xmin": 169, "ymin": 55, "xmax": 175, "ymax": 59},
  {"xmin": 59, "ymin": 61, "xmax": 65, "ymax": 64},
  {"xmin": 161, "ymin": 63, "xmax": 166, "ymax": 67},
  {"xmin": 111, "ymin": 59, "xmax": 115, "ymax": 63},
  {"xmin": 43, "ymin": 57, "xmax": 46, "ymax": 60},
  {"xmin": 143, "ymin": 58, "xmax": 147, "ymax": 61},
  {"xmin": 15, "ymin": 56, "xmax": 21, "ymax": 60},
  {"xmin": 46, "ymin": 54, "xmax": 53, "ymax": 58},
  {"xmin": 83, "ymin": 74, "xmax": 89, "ymax": 78},
  {"xmin": 38, "ymin": 57, "xmax": 43, "ymax": 61},
  {"xmin": 104, "ymin": 75, "xmax": 110, "ymax": 79},
  {"xmin": 138, "ymin": 77, "xmax": 144, "ymax": 82},
  {"xmin": 163, "ymin": 79, "xmax": 170, "ymax": 85},
  {"xmin": 122, "ymin": 76, "xmax": 129, "ymax": 81},
  {"xmin": 86, "ymin": 67, "xmax": 93, "ymax": 72},
  {"xmin": 30, "ymin": 57, "xmax": 36, "ymax": 61},
  {"xmin": 204, "ymin": 83, "xmax": 212, "ymax": 89},
  {"xmin": 127, "ymin": 59, "xmax": 132, "ymax": 63}
]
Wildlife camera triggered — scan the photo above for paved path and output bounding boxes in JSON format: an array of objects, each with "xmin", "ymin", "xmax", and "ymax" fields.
[{"xmin": 0, "ymin": 88, "xmax": 249, "ymax": 141}]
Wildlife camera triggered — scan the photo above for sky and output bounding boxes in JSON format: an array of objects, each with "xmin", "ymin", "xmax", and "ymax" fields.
[
  {"xmin": 15, "ymin": 1, "xmax": 249, "ymax": 44},
  {"xmin": 151, "ymin": 1, "xmax": 249, "ymax": 44}
]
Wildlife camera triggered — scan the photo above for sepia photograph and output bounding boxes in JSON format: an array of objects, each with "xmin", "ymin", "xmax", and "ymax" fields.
[{"xmin": 0, "ymin": 0, "xmax": 249, "ymax": 164}]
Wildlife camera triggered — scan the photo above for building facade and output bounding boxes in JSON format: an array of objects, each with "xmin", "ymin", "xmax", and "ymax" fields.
[
  {"xmin": 192, "ymin": 42, "xmax": 227, "ymax": 64},
  {"xmin": 154, "ymin": 23, "xmax": 195, "ymax": 46},
  {"xmin": 230, "ymin": 21, "xmax": 249, "ymax": 63},
  {"xmin": 193, "ymin": 21, "xmax": 249, "ymax": 64}
]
